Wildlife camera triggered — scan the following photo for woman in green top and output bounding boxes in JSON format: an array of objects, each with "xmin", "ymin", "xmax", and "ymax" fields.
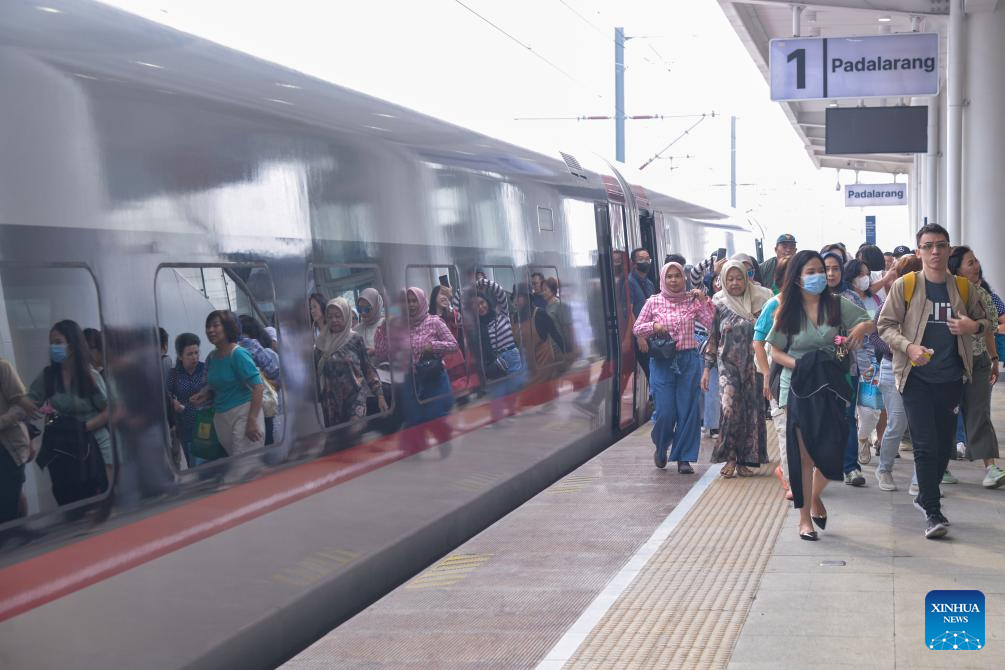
[
  {"xmin": 29, "ymin": 319, "xmax": 112, "ymax": 504},
  {"xmin": 189, "ymin": 310, "xmax": 265, "ymax": 461},
  {"xmin": 766, "ymin": 251, "xmax": 872, "ymax": 541}
]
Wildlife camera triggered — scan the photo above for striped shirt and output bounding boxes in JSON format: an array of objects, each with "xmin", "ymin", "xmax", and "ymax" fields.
[
  {"xmin": 476, "ymin": 278, "xmax": 517, "ymax": 355},
  {"xmin": 632, "ymin": 293, "xmax": 715, "ymax": 351}
]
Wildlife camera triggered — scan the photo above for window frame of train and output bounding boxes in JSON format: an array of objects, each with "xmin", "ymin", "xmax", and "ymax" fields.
[
  {"xmin": 404, "ymin": 264, "xmax": 474, "ymax": 404},
  {"xmin": 0, "ymin": 261, "xmax": 114, "ymax": 524},
  {"xmin": 473, "ymin": 264, "xmax": 528, "ymax": 388},
  {"xmin": 307, "ymin": 262, "xmax": 396, "ymax": 429},
  {"xmin": 153, "ymin": 262, "xmax": 285, "ymax": 472}
]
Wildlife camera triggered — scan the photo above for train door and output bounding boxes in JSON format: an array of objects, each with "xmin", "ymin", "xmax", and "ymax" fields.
[
  {"xmin": 635, "ymin": 212, "xmax": 658, "ymax": 422},
  {"xmin": 593, "ymin": 200, "xmax": 633, "ymax": 431}
]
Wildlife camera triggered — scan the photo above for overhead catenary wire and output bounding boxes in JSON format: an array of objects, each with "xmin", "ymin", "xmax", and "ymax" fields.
[
  {"xmin": 638, "ymin": 113, "xmax": 715, "ymax": 171},
  {"xmin": 452, "ymin": 0, "xmax": 605, "ymax": 100},
  {"xmin": 513, "ymin": 112, "xmax": 712, "ymax": 121},
  {"xmin": 553, "ymin": 0, "xmax": 674, "ymax": 74}
]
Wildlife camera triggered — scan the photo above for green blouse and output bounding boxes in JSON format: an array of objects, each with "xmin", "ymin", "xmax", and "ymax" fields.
[
  {"xmin": 766, "ymin": 297, "xmax": 869, "ymax": 407},
  {"xmin": 29, "ymin": 366, "xmax": 113, "ymax": 463}
]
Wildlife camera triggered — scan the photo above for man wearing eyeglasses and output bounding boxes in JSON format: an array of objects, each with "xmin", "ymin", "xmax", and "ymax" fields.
[{"xmin": 878, "ymin": 223, "xmax": 988, "ymax": 540}]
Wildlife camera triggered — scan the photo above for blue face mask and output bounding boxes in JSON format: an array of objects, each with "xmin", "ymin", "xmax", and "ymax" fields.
[
  {"xmin": 49, "ymin": 343, "xmax": 68, "ymax": 364},
  {"xmin": 747, "ymin": 270, "xmax": 755, "ymax": 279},
  {"xmin": 801, "ymin": 274, "xmax": 827, "ymax": 295}
]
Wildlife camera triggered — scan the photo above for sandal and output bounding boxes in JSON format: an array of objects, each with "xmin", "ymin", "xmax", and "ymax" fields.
[
  {"xmin": 720, "ymin": 462, "xmax": 737, "ymax": 478},
  {"xmin": 736, "ymin": 465, "xmax": 755, "ymax": 477}
]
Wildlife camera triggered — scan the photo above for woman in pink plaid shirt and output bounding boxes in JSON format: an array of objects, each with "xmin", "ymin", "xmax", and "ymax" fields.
[{"xmin": 633, "ymin": 261, "xmax": 715, "ymax": 474}]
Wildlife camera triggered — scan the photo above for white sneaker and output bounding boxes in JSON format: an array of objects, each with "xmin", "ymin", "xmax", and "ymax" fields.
[
  {"xmin": 983, "ymin": 464, "xmax": 1005, "ymax": 489},
  {"xmin": 876, "ymin": 470, "xmax": 897, "ymax": 491},
  {"xmin": 942, "ymin": 469, "xmax": 959, "ymax": 485},
  {"xmin": 908, "ymin": 482, "xmax": 919, "ymax": 496},
  {"xmin": 858, "ymin": 438, "xmax": 872, "ymax": 465},
  {"xmin": 956, "ymin": 442, "xmax": 967, "ymax": 459}
]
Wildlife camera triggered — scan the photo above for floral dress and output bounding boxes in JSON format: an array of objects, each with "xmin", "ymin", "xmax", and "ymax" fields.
[
  {"xmin": 319, "ymin": 333, "xmax": 382, "ymax": 428},
  {"xmin": 705, "ymin": 303, "xmax": 767, "ymax": 466}
]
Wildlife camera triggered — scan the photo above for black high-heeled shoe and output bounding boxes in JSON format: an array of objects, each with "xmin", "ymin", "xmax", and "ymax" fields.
[
  {"xmin": 799, "ymin": 530, "xmax": 819, "ymax": 541},
  {"xmin": 811, "ymin": 514, "xmax": 827, "ymax": 530}
]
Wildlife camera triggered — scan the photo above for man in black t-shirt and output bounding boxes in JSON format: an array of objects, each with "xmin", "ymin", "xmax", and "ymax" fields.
[{"xmin": 878, "ymin": 224, "xmax": 987, "ymax": 540}]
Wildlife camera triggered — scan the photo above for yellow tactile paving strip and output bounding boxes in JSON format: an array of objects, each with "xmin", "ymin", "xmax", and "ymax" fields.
[{"xmin": 564, "ymin": 436, "xmax": 788, "ymax": 670}]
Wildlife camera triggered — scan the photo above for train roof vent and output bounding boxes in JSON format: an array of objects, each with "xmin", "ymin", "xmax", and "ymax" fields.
[{"xmin": 560, "ymin": 152, "xmax": 588, "ymax": 180}]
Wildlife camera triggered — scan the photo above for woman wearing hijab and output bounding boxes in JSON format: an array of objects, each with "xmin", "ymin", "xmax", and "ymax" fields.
[
  {"xmin": 316, "ymin": 298, "xmax": 386, "ymax": 428},
  {"xmin": 354, "ymin": 287, "xmax": 385, "ymax": 356},
  {"xmin": 375, "ymin": 287, "xmax": 458, "ymax": 451},
  {"xmin": 429, "ymin": 284, "xmax": 473, "ymax": 394},
  {"xmin": 633, "ymin": 261, "xmax": 716, "ymax": 474},
  {"xmin": 701, "ymin": 260, "xmax": 773, "ymax": 477}
]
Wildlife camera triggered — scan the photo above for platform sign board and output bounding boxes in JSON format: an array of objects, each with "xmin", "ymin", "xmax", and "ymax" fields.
[
  {"xmin": 770, "ymin": 32, "xmax": 939, "ymax": 101},
  {"xmin": 865, "ymin": 216, "xmax": 877, "ymax": 245},
  {"xmin": 846, "ymin": 183, "xmax": 908, "ymax": 207}
]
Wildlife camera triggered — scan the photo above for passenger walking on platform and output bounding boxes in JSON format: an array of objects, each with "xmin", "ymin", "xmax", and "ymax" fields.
[
  {"xmin": 760, "ymin": 234, "xmax": 797, "ymax": 294},
  {"xmin": 702, "ymin": 260, "xmax": 772, "ymax": 477},
  {"xmin": 767, "ymin": 251, "xmax": 872, "ymax": 540},
  {"xmin": 878, "ymin": 224, "xmax": 987, "ymax": 539},
  {"xmin": 753, "ymin": 257, "xmax": 791, "ymax": 499},
  {"xmin": 166, "ymin": 333, "xmax": 207, "ymax": 468},
  {"xmin": 873, "ymin": 255, "xmax": 922, "ymax": 491},
  {"xmin": 430, "ymin": 284, "xmax": 473, "ymax": 394},
  {"xmin": 317, "ymin": 298, "xmax": 386, "ymax": 428},
  {"xmin": 947, "ymin": 246, "xmax": 1005, "ymax": 489},
  {"xmin": 29, "ymin": 320, "xmax": 113, "ymax": 505},
  {"xmin": 189, "ymin": 311, "xmax": 265, "ymax": 466},
  {"xmin": 1, "ymin": 357, "xmax": 37, "ymax": 523},
  {"xmin": 822, "ymin": 252, "xmax": 866, "ymax": 487},
  {"xmin": 309, "ymin": 292, "xmax": 327, "ymax": 339},
  {"xmin": 842, "ymin": 259, "xmax": 885, "ymax": 468},
  {"xmin": 633, "ymin": 261, "xmax": 715, "ymax": 474},
  {"xmin": 629, "ymin": 248, "xmax": 657, "ymax": 384},
  {"xmin": 376, "ymin": 288, "xmax": 458, "ymax": 452}
]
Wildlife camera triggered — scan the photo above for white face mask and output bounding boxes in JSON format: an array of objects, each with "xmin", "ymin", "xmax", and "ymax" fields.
[{"xmin": 853, "ymin": 275, "xmax": 871, "ymax": 291}]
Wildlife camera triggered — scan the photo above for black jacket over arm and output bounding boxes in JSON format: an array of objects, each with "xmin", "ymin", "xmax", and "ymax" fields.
[{"xmin": 786, "ymin": 350, "xmax": 854, "ymax": 509}]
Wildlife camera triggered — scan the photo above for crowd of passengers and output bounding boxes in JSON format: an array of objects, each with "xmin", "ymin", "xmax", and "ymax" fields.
[
  {"xmin": 630, "ymin": 225, "xmax": 1005, "ymax": 542},
  {"xmin": 0, "ymin": 273, "xmax": 579, "ymax": 522}
]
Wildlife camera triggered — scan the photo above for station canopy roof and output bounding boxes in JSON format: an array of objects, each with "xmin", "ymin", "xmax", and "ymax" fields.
[{"xmin": 717, "ymin": 0, "xmax": 956, "ymax": 175}]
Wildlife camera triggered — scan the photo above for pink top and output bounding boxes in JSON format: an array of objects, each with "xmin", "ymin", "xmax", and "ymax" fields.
[
  {"xmin": 632, "ymin": 293, "xmax": 715, "ymax": 351},
  {"xmin": 374, "ymin": 315, "xmax": 458, "ymax": 365}
]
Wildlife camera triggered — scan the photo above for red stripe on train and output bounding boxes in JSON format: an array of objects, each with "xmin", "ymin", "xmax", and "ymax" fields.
[{"xmin": 0, "ymin": 361, "xmax": 618, "ymax": 623}]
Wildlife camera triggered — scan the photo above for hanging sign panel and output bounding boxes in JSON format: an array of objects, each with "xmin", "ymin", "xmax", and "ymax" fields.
[
  {"xmin": 770, "ymin": 32, "xmax": 940, "ymax": 101},
  {"xmin": 846, "ymin": 183, "xmax": 908, "ymax": 207}
]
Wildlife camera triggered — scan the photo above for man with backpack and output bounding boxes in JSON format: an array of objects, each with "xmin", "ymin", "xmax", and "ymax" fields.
[{"xmin": 878, "ymin": 224, "xmax": 988, "ymax": 539}]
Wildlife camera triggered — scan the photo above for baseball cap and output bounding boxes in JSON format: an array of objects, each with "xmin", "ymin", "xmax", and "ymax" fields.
[
  {"xmin": 892, "ymin": 245, "xmax": 912, "ymax": 257},
  {"xmin": 776, "ymin": 234, "xmax": 797, "ymax": 245}
]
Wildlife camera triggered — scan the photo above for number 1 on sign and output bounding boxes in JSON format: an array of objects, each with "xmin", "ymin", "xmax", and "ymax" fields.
[{"xmin": 787, "ymin": 48, "xmax": 806, "ymax": 89}]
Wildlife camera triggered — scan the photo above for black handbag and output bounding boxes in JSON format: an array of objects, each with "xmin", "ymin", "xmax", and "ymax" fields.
[
  {"xmin": 413, "ymin": 354, "xmax": 444, "ymax": 384},
  {"xmin": 36, "ymin": 413, "xmax": 108, "ymax": 506},
  {"xmin": 648, "ymin": 336, "xmax": 677, "ymax": 361}
]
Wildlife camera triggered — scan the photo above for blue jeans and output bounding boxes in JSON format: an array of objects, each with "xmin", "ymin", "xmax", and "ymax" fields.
[
  {"xmin": 650, "ymin": 349, "xmax": 702, "ymax": 464},
  {"xmin": 702, "ymin": 367, "xmax": 720, "ymax": 430},
  {"xmin": 877, "ymin": 359, "xmax": 908, "ymax": 474},
  {"xmin": 955, "ymin": 412, "xmax": 967, "ymax": 447},
  {"xmin": 844, "ymin": 376, "xmax": 860, "ymax": 474}
]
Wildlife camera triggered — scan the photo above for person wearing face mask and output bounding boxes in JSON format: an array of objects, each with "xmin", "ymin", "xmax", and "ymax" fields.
[
  {"xmin": 701, "ymin": 260, "xmax": 773, "ymax": 477},
  {"xmin": 633, "ymin": 261, "xmax": 715, "ymax": 474},
  {"xmin": 630, "ymin": 248, "xmax": 657, "ymax": 384},
  {"xmin": 767, "ymin": 251, "xmax": 873, "ymax": 540},
  {"xmin": 842, "ymin": 258, "xmax": 886, "ymax": 469},
  {"xmin": 29, "ymin": 319, "xmax": 112, "ymax": 505}
]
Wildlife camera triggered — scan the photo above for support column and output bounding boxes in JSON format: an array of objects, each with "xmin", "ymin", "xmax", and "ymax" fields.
[
  {"xmin": 946, "ymin": 0, "xmax": 964, "ymax": 244},
  {"xmin": 963, "ymin": 2, "xmax": 1005, "ymax": 294}
]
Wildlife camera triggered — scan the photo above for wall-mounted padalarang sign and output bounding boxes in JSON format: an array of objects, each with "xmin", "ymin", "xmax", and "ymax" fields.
[
  {"xmin": 770, "ymin": 32, "xmax": 939, "ymax": 101},
  {"xmin": 845, "ymin": 183, "xmax": 908, "ymax": 207}
]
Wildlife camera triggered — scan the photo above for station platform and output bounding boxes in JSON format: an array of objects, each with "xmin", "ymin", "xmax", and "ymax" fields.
[{"xmin": 282, "ymin": 388, "xmax": 1005, "ymax": 669}]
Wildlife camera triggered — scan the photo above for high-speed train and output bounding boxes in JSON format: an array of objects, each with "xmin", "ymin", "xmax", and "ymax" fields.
[{"xmin": 0, "ymin": 2, "xmax": 753, "ymax": 667}]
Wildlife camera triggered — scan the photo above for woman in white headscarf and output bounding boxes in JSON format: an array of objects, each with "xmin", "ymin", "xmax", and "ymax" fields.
[
  {"xmin": 701, "ymin": 260, "xmax": 773, "ymax": 477},
  {"xmin": 317, "ymin": 298, "xmax": 385, "ymax": 428},
  {"xmin": 354, "ymin": 287, "xmax": 385, "ymax": 355}
]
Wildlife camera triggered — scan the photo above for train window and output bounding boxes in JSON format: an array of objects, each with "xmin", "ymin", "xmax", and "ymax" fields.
[
  {"xmin": 0, "ymin": 264, "xmax": 112, "ymax": 521},
  {"xmin": 529, "ymin": 266, "xmax": 576, "ymax": 370},
  {"xmin": 404, "ymin": 265, "xmax": 475, "ymax": 404},
  {"xmin": 155, "ymin": 264, "xmax": 284, "ymax": 470},
  {"xmin": 309, "ymin": 264, "xmax": 393, "ymax": 430},
  {"xmin": 537, "ymin": 207, "xmax": 555, "ymax": 232}
]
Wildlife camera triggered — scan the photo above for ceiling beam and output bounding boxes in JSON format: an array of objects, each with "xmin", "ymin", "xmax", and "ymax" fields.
[{"xmin": 728, "ymin": 0, "xmax": 948, "ymax": 15}]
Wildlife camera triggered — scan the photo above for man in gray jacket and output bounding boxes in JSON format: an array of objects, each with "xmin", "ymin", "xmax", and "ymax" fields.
[{"xmin": 878, "ymin": 224, "xmax": 987, "ymax": 540}]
